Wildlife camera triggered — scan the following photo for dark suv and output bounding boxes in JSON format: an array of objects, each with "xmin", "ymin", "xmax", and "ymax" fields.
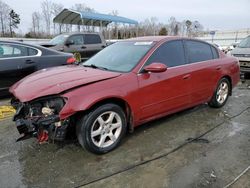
[{"xmin": 41, "ymin": 33, "xmax": 106, "ymax": 61}]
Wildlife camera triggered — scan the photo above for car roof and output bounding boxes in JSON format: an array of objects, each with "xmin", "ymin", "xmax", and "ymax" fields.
[
  {"xmin": 126, "ymin": 36, "xmax": 183, "ymax": 42},
  {"xmin": 126, "ymin": 36, "xmax": 216, "ymax": 47},
  {"xmin": 0, "ymin": 40, "xmax": 70, "ymax": 55},
  {"xmin": 57, "ymin": 32, "xmax": 100, "ymax": 36},
  {"xmin": 0, "ymin": 40, "xmax": 43, "ymax": 48}
]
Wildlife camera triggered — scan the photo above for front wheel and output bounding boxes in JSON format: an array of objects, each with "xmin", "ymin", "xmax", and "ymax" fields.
[
  {"xmin": 208, "ymin": 78, "xmax": 230, "ymax": 108},
  {"xmin": 76, "ymin": 104, "xmax": 127, "ymax": 154}
]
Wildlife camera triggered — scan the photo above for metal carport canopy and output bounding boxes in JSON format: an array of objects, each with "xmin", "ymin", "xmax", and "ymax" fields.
[{"xmin": 53, "ymin": 9, "xmax": 138, "ymax": 26}]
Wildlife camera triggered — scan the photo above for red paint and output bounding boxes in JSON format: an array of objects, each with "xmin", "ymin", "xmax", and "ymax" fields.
[
  {"xmin": 38, "ymin": 129, "xmax": 49, "ymax": 143},
  {"xmin": 66, "ymin": 57, "xmax": 76, "ymax": 64},
  {"xmin": 10, "ymin": 36, "xmax": 240, "ymax": 128}
]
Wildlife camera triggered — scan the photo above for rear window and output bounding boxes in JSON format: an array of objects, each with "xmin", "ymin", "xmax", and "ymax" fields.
[
  {"xmin": 84, "ymin": 34, "xmax": 102, "ymax": 44},
  {"xmin": 186, "ymin": 40, "xmax": 213, "ymax": 63}
]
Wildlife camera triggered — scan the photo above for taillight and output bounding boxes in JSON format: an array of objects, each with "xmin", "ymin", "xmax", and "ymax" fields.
[{"xmin": 67, "ymin": 57, "xmax": 76, "ymax": 64}]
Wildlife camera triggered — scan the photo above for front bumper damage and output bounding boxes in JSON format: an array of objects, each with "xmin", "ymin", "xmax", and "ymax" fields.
[{"xmin": 11, "ymin": 97, "xmax": 69, "ymax": 143}]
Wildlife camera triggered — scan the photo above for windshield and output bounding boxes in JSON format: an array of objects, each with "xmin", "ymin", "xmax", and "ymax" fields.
[
  {"xmin": 238, "ymin": 36, "xmax": 250, "ymax": 48},
  {"xmin": 49, "ymin": 34, "xmax": 68, "ymax": 45},
  {"xmin": 83, "ymin": 41, "xmax": 155, "ymax": 72}
]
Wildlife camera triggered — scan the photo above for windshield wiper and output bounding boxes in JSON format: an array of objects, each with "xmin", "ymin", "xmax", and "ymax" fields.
[{"xmin": 83, "ymin": 64, "xmax": 108, "ymax": 71}]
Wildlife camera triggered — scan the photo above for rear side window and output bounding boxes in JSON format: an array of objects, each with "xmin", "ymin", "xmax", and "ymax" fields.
[
  {"xmin": 146, "ymin": 40, "xmax": 186, "ymax": 67},
  {"xmin": 186, "ymin": 40, "xmax": 213, "ymax": 63},
  {"xmin": 28, "ymin": 48, "xmax": 38, "ymax": 56},
  {"xmin": 84, "ymin": 34, "xmax": 102, "ymax": 44},
  {"xmin": 211, "ymin": 46, "xmax": 219, "ymax": 59}
]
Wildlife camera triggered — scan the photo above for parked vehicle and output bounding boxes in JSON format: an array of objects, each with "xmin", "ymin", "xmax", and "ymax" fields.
[
  {"xmin": 225, "ymin": 42, "xmax": 240, "ymax": 54},
  {"xmin": 0, "ymin": 41, "xmax": 76, "ymax": 96},
  {"xmin": 41, "ymin": 32, "xmax": 106, "ymax": 62},
  {"xmin": 230, "ymin": 36, "xmax": 250, "ymax": 79},
  {"xmin": 10, "ymin": 36, "xmax": 240, "ymax": 154}
]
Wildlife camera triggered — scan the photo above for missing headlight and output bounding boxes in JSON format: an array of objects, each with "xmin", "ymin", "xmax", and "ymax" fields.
[{"xmin": 12, "ymin": 96, "xmax": 68, "ymax": 143}]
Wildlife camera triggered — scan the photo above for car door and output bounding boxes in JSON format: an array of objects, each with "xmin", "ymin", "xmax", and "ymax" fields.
[
  {"xmin": 184, "ymin": 40, "xmax": 220, "ymax": 103},
  {"xmin": 0, "ymin": 43, "xmax": 37, "ymax": 91},
  {"xmin": 137, "ymin": 40, "xmax": 192, "ymax": 120},
  {"xmin": 83, "ymin": 34, "xmax": 105, "ymax": 59},
  {"xmin": 64, "ymin": 34, "xmax": 86, "ymax": 58}
]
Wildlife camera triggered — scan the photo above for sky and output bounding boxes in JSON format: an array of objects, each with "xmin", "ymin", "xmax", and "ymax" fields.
[{"xmin": 3, "ymin": 0, "xmax": 250, "ymax": 34}]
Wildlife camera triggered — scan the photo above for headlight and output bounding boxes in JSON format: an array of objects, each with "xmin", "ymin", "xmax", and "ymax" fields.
[
  {"xmin": 44, "ymin": 97, "xmax": 65, "ymax": 114},
  {"xmin": 29, "ymin": 97, "xmax": 66, "ymax": 117}
]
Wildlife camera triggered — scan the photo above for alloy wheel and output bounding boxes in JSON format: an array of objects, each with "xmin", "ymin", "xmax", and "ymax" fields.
[
  {"xmin": 216, "ymin": 81, "xmax": 229, "ymax": 104},
  {"xmin": 91, "ymin": 111, "xmax": 122, "ymax": 148}
]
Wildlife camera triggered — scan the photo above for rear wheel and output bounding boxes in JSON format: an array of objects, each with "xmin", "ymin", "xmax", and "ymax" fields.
[
  {"xmin": 208, "ymin": 78, "xmax": 230, "ymax": 108},
  {"xmin": 76, "ymin": 103, "xmax": 127, "ymax": 154}
]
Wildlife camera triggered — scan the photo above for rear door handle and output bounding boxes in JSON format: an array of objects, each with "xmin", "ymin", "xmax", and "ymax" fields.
[
  {"xmin": 183, "ymin": 74, "xmax": 191, "ymax": 80},
  {"xmin": 216, "ymin": 66, "xmax": 222, "ymax": 70},
  {"xmin": 81, "ymin": 46, "xmax": 86, "ymax": 49},
  {"xmin": 25, "ymin": 59, "xmax": 35, "ymax": 64}
]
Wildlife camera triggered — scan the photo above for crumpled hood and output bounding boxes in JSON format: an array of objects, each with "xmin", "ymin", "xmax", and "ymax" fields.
[{"xmin": 10, "ymin": 65, "xmax": 121, "ymax": 102}]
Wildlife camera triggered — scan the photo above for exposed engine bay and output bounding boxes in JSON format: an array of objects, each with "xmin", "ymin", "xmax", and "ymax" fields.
[{"xmin": 11, "ymin": 96, "xmax": 70, "ymax": 143}]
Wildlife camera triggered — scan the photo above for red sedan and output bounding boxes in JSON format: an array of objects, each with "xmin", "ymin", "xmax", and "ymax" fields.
[{"xmin": 10, "ymin": 36, "xmax": 240, "ymax": 154}]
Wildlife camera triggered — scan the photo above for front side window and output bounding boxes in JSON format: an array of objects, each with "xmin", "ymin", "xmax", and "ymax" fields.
[
  {"xmin": 0, "ymin": 44, "xmax": 28, "ymax": 58},
  {"xmin": 49, "ymin": 34, "xmax": 68, "ymax": 45},
  {"xmin": 68, "ymin": 35, "xmax": 84, "ymax": 45},
  {"xmin": 146, "ymin": 40, "xmax": 186, "ymax": 67},
  {"xmin": 84, "ymin": 34, "xmax": 102, "ymax": 44},
  {"xmin": 186, "ymin": 40, "xmax": 213, "ymax": 63},
  {"xmin": 84, "ymin": 41, "xmax": 154, "ymax": 72}
]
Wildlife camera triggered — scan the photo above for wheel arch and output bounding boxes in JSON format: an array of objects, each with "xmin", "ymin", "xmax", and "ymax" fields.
[
  {"xmin": 78, "ymin": 97, "xmax": 135, "ymax": 133},
  {"xmin": 221, "ymin": 75, "xmax": 232, "ymax": 95}
]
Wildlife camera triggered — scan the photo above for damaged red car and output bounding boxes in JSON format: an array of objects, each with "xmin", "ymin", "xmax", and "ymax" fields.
[{"xmin": 10, "ymin": 36, "xmax": 240, "ymax": 154}]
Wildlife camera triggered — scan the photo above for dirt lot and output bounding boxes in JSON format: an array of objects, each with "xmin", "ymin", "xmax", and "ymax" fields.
[{"xmin": 0, "ymin": 82, "xmax": 250, "ymax": 188}]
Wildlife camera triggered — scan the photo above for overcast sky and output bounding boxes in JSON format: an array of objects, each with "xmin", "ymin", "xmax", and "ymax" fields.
[{"xmin": 3, "ymin": 0, "xmax": 250, "ymax": 34}]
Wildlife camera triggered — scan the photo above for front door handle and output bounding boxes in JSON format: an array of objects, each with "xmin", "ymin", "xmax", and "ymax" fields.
[
  {"xmin": 183, "ymin": 74, "xmax": 191, "ymax": 80},
  {"xmin": 81, "ymin": 46, "xmax": 86, "ymax": 49},
  {"xmin": 25, "ymin": 59, "xmax": 35, "ymax": 64}
]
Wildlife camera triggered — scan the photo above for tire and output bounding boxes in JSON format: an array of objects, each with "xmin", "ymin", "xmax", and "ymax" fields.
[
  {"xmin": 76, "ymin": 103, "xmax": 127, "ymax": 154},
  {"xmin": 208, "ymin": 78, "xmax": 230, "ymax": 108}
]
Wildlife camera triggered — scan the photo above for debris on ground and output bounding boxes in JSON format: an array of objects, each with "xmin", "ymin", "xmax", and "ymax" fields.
[{"xmin": 0, "ymin": 106, "xmax": 16, "ymax": 120}]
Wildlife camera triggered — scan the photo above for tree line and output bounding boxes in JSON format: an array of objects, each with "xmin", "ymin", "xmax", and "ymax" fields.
[
  {"xmin": 0, "ymin": 0, "xmax": 205, "ymax": 39},
  {"xmin": 0, "ymin": 0, "xmax": 20, "ymax": 37}
]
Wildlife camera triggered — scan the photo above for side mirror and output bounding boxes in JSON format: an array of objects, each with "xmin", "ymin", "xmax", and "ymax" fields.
[
  {"xmin": 65, "ymin": 40, "xmax": 74, "ymax": 46},
  {"xmin": 233, "ymin": 44, "xmax": 237, "ymax": 48},
  {"xmin": 143, "ymin": 63, "xmax": 167, "ymax": 73}
]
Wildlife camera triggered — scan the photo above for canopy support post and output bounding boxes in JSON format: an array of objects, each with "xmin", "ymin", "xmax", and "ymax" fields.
[
  {"xmin": 100, "ymin": 21, "xmax": 103, "ymax": 33},
  {"xmin": 81, "ymin": 19, "xmax": 85, "ymax": 32},
  {"xmin": 91, "ymin": 20, "xmax": 94, "ymax": 32},
  {"xmin": 136, "ymin": 25, "xmax": 139, "ymax": 37}
]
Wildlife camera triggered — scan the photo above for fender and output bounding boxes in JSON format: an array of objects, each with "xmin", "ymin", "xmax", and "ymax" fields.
[{"xmin": 59, "ymin": 73, "xmax": 139, "ymax": 120}]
